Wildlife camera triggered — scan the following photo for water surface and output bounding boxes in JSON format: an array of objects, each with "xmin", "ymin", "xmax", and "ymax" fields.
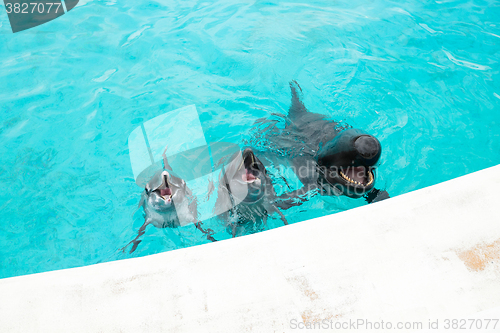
[{"xmin": 1, "ymin": 0, "xmax": 499, "ymax": 279}]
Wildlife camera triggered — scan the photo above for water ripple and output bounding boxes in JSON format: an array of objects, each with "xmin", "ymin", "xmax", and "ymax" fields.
[
  {"xmin": 1, "ymin": 0, "xmax": 500, "ymax": 279},
  {"xmin": 442, "ymin": 49, "xmax": 491, "ymax": 71}
]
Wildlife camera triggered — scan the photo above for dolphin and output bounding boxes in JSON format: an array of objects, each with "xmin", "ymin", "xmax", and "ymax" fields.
[
  {"xmin": 140, "ymin": 168, "xmax": 197, "ymax": 228},
  {"xmin": 122, "ymin": 146, "xmax": 215, "ymax": 254},
  {"xmin": 214, "ymin": 148, "xmax": 288, "ymax": 237},
  {"xmin": 251, "ymin": 80, "xmax": 390, "ymax": 205}
]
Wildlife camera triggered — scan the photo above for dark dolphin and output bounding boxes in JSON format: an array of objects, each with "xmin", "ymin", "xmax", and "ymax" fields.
[
  {"xmin": 215, "ymin": 148, "xmax": 288, "ymax": 237},
  {"xmin": 251, "ymin": 81, "xmax": 390, "ymax": 205},
  {"xmin": 122, "ymin": 146, "xmax": 215, "ymax": 253}
]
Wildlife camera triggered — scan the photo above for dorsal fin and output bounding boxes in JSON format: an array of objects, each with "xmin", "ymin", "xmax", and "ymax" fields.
[{"xmin": 288, "ymin": 80, "xmax": 307, "ymax": 120}]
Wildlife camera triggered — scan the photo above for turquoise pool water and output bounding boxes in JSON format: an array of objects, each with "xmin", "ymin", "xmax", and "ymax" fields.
[{"xmin": 1, "ymin": 0, "xmax": 499, "ymax": 279}]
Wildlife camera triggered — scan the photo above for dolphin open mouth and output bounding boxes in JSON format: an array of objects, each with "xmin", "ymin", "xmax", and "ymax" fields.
[
  {"xmin": 339, "ymin": 166, "xmax": 374, "ymax": 187},
  {"xmin": 227, "ymin": 148, "xmax": 266, "ymax": 204},
  {"xmin": 239, "ymin": 151, "xmax": 261, "ymax": 184},
  {"xmin": 157, "ymin": 174, "xmax": 173, "ymax": 201},
  {"xmin": 242, "ymin": 172, "xmax": 257, "ymax": 183},
  {"xmin": 159, "ymin": 187, "xmax": 172, "ymax": 199}
]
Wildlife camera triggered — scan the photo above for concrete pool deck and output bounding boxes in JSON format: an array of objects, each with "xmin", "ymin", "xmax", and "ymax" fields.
[{"xmin": 1, "ymin": 165, "xmax": 500, "ymax": 332}]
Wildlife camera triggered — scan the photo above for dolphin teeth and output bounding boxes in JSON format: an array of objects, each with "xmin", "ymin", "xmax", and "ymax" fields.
[
  {"xmin": 366, "ymin": 171, "xmax": 374, "ymax": 186},
  {"xmin": 340, "ymin": 171, "xmax": 355, "ymax": 184},
  {"xmin": 340, "ymin": 170, "xmax": 374, "ymax": 187}
]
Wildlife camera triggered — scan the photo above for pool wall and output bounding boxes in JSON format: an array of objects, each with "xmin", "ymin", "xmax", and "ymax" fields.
[{"xmin": 1, "ymin": 165, "xmax": 500, "ymax": 332}]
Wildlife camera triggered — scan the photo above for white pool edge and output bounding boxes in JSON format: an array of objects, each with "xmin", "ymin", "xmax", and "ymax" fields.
[{"xmin": 1, "ymin": 165, "xmax": 500, "ymax": 332}]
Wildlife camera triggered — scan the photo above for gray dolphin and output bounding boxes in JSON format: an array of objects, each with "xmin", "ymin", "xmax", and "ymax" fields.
[
  {"xmin": 215, "ymin": 148, "xmax": 288, "ymax": 237},
  {"xmin": 123, "ymin": 146, "xmax": 215, "ymax": 254},
  {"xmin": 252, "ymin": 81, "xmax": 390, "ymax": 205},
  {"xmin": 140, "ymin": 168, "xmax": 197, "ymax": 228}
]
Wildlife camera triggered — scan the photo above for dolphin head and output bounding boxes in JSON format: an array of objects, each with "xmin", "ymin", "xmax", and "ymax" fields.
[
  {"xmin": 315, "ymin": 128, "xmax": 381, "ymax": 198},
  {"xmin": 223, "ymin": 148, "xmax": 267, "ymax": 204},
  {"xmin": 145, "ymin": 170, "xmax": 175, "ymax": 211}
]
